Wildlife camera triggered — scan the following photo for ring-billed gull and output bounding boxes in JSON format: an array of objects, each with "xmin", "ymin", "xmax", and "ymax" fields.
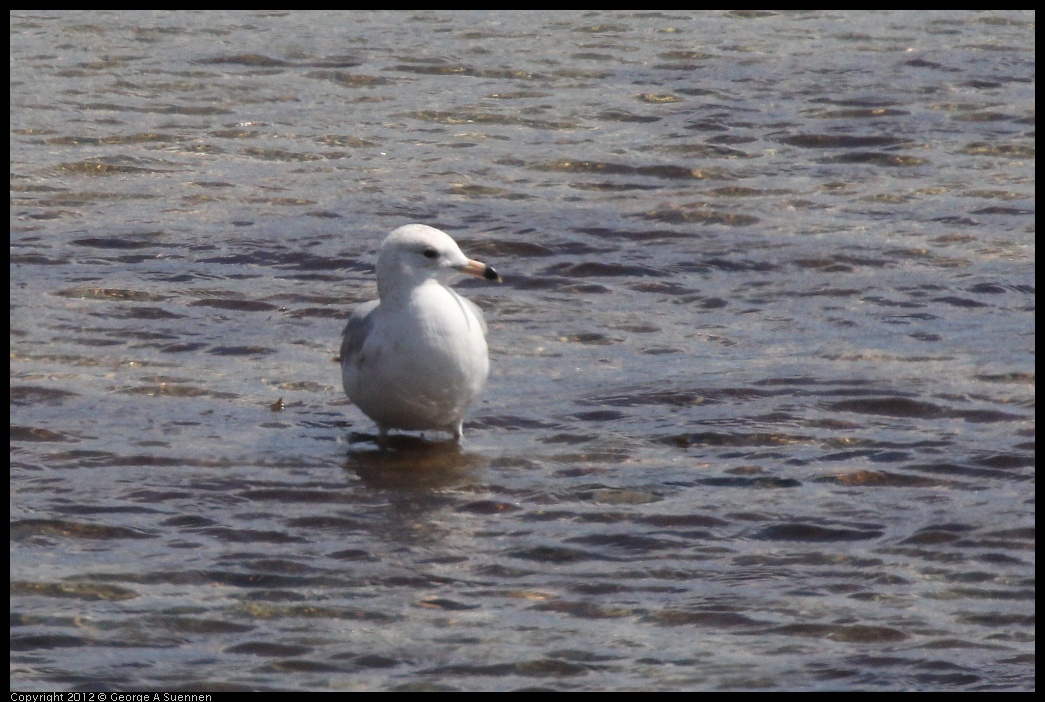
[{"xmin": 340, "ymin": 224, "xmax": 501, "ymax": 441}]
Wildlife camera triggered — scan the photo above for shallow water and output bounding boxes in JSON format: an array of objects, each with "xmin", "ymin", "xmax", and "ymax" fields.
[{"xmin": 10, "ymin": 10, "xmax": 1034, "ymax": 691}]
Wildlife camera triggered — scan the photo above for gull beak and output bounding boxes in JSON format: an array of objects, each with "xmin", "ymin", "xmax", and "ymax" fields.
[{"xmin": 460, "ymin": 259, "xmax": 501, "ymax": 282}]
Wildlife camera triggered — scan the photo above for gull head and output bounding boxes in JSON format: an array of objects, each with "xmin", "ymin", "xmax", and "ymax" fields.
[{"xmin": 376, "ymin": 223, "xmax": 500, "ymax": 298}]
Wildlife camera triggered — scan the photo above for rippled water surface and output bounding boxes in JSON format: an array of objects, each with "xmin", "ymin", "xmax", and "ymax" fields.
[{"xmin": 11, "ymin": 10, "xmax": 1034, "ymax": 691}]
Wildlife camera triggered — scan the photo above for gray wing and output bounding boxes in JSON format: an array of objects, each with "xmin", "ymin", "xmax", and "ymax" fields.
[{"xmin": 340, "ymin": 299, "xmax": 380, "ymax": 364}]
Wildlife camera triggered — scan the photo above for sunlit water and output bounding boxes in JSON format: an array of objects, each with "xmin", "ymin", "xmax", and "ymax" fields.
[{"xmin": 11, "ymin": 10, "xmax": 1034, "ymax": 691}]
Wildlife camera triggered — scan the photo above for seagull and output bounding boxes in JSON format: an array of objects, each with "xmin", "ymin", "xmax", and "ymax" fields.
[{"xmin": 340, "ymin": 224, "xmax": 501, "ymax": 441}]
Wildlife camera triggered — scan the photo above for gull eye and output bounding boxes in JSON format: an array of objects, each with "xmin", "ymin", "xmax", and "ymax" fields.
[{"xmin": 422, "ymin": 247, "xmax": 439, "ymax": 259}]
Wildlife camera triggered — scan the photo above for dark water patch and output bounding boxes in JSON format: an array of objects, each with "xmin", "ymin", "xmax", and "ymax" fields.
[
  {"xmin": 638, "ymin": 513, "xmax": 729, "ymax": 529},
  {"xmin": 198, "ymin": 53, "xmax": 291, "ymax": 67},
  {"xmin": 571, "ymin": 410, "xmax": 628, "ymax": 423},
  {"xmin": 699, "ymin": 476, "xmax": 803, "ymax": 489},
  {"xmin": 11, "ymin": 253, "xmax": 69, "ymax": 264},
  {"xmin": 207, "ymin": 345, "xmax": 277, "ymax": 356},
  {"xmin": 69, "ymin": 233, "xmax": 168, "ymax": 249},
  {"xmin": 530, "ymin": 599, "xmax": 633, "ymax": 619},
  {"xmin": 113, "ymin": 328, "xmax": 179, "ymax": 342},
  {"xmin": 146, "ymin": 615, "xmax": 255, "ymax": 636},
  {"xmin": 54, "ymin": 159, "xmax": 176, "ymax": 176},
  {"xmin": 957, "ymin": 142, "xmax": 1034, "ymax": 158},
  {"xmin": 233, "ymin": 558, "xmax": 327, "ymax": 578},
  {"xmin": 970, "ymin": 206, "xmax": 1034, "ymax": 216},
  {"xmin": 244, "ymin": 488, "xmax": 358, "ymax": 505},
  {"xmin": 464, "ymin": 239, "xmax": 557, "ymax": 259},
  {"xmin": 694, "ymin": 256, "xmax": 778, "ymax": 273},
  {"xmin": 10, "ymin": 385, "xmax": 80, "ymax": 406},
  {"xmin": 543, "ymin": 261, "xmax": 669, "ymax": 278},
  {"xmin": 655, "ymin": 141, "xmax": 756, "ymax": 158},
  {"xmin": 795, "ymin": 254, "xmax": 893, "ymax": 270},
  {"xmin": 542, "ymin": 432, "xmax": 598, "ymax": 445},
  {"xmin": 508, "ymin": 545, "xmax": 617, "ymax": 563},
  {"xmin": 576, "ymin": 226, "xmax": 695, "ymax": 242},
  {"xmin": 959, "ymin": 611, "xmax": 1036, "ymax": 629},
  {"xmin": 535, "ymin": 159, "xmax": 725, "ymax": 181},
  {"xmin": 827, "ymin": 397, "xmax": 1026, "ymax": 423},
  {"xmin": 640, "ymin": 206, "xmax": 759, "ymax": 226},
  {"xmin": 120, "ymin": 383, "xmax": 238, "ymax": 397},
  {"xmin": 11, "ymin": 633, "xmax": 90, "ymax": 651},
  {"xmin": 66, "ymin": 336, "xmax": 124, "ymax": 347},
  {"xmin": 660, "ymin": 431, "xmax": 812, "ymax": 449},
  {"xmin": 241, "ymin": 148, "xmax": 345, "ymax": 164},
  {"xmin": 902, "ymin": 461, "xmax": 1026, "ymax": 482},
  {"xmin": 163, "ymin": 515, "xmax": 214, "ymax": 529},
  {"xmin": 54, "ymin": 287, "xmax": 170, "ymax": 302},
  {"xmin": 284, "ymin": 306, "xmax": 346, "ymax": 319},
  {"xmin": 417, "ymin": 596, "xmax": 480, "ymax": 611},
  {"xmin": 10, "ymin": 426, "xmax": 78, "ymax": 443},
  {"xmin": 189, "ymin": 298, "xmax": 279, "ymax": 312},
  {"xmin": 455, "ymin": 500, "xmax": 521, "ymax": 515},
  {"xmin": 609, "ymin": 323, "xmax": 660, "ymax": 334},
  {"xmin": 573, "ymin": 488, "xmax": 659, "ymax": 507},
  {"xmin": 225, "ymin": 641, "xmax": 314, "ymax": 657},
  {"xmin": 568, "ymin": 180, "xmax": 660, "ymax": 192},
  {"xmin": 565, "ymin": 532, "xmax": 685, "ymax": 553},
  {"xmin": 113, "ymin": 306, "xmax": 184, "ymax": 320},
  {"xmin": 421, "ymin": 658, "xmax": 593, "ymax": 678},
  {"xmin": 977, "ymin": 527, "xmax": 1035, "ymax": 547},
  {"xmin": 560, "ymin": 332, "xmax": 619, "ymax": 345},
  {"xmin": 752, "ymin": 522, "xmax": 884, "ymax": 542},
  {"xmin": 593, "ymin": 109, "xmax": 661, "ymax": 124},
  {"xmin": 392, "ymin": 64, "xmax": 542, "ymax": 81},
  {"xmin": 562, "ymin": 581, "xmax": 639, "ymax": 597},
  {"xmin": 646, "ymin": 609, "xmax": 761, "ymax": 628},
  {"xmin": 158, "ymin": 342, "xmax": 210, "ymax": 353},
  {"xmin": 199, "ymin": 250, "xmax": 380, "ymax": 272},
  {"xmin": 918, "ymin": 637, "xmax": 1007, "ymax": 650},
  {"xmin": 41, "ymin": 450, "xmax": 234, "ymax": 470},
  {"xmin": 11, "ymin": 519, "xmax": 153, "ymax": 541},
  {"xmin": 208, "ymin": 128, "xmax": 261, "ymax": 140},
  {"xmin": 282, "ymin": 517, "xmax": 371, "ymax": 537},
  {"xmin": 559, "ymin": 282, "xmax": 613, "ymax": 294},
  {"xmin": 346, "ymin": 653, "xmax": 402, "ymax": 669},
  {"xmin": 657, "ymin": 50, "xmax": 716, "ymax": 61},
  {"xmin": 862, "ymin": 295, "xmax": 927, "ymax": 308},
  {"xmin": 766, "ymin": 623, "xmax": 907, "ymax": 643},
  {"xmin": 472, "ymin": 415, "xmax": 560, "ymax": 431},
  {"xmin": 816, "ymin": 470, "xmax": 946, "ymax": 488},
  {"xmin": 827, "ymin": 397, "xmax": 946, "ymax": 419},
  {"xmin": 710, "ymin": 185, "xmax": 794, "ymax": 197},
  {"xmin": 673, "ymin": 293, "xmax": 729, "ymax": 308},
  {"xmin": 806, "ymin": 108, "xmax": 911, "ymax": 119},
  {"xmin": 11, "ymin": 580, "xmax": 138, "ymax": 601},
  {"xmin": 780, "ymin": 134, "xmax": 912, "ymax": 149},
  {"xmin": 402, "ymin": 109, "xmax": 575, "ymax": 131},
  {"xmin": 305, "ymin": 70, "xmax": 392, "ymax": 86},
  {"xmin": 796, "ymin": 286, "xmax": 864, "ymax": 298},
  {"xmin": 932, "ymin": 295, "xmax": 990, "ymax": 308},
  {"xmin": 586, "ymin": 386, "xmax": 787, "ymax": 409},
  {"xmin": 55, "ymin": 503, "xmax": 161, "ymax": 517},
  {"xmin": 626, "ymin": 281, "xmax": 697, "ymax": 295},
  {"xmin": 819, "ymin": 449, "xmax": 910, "ymax": 463},
  {"xmin": 970, "ymin": 453, "xmax": 1034, "ymax": 469},
  {"xmin": 194, "ymin": 527, "xmax": 308, "ymax": 545},
  {"xmin": 328, "ymin": 548, "xmax": 379, "ymax": 562},
  {"xmin": 822, "ymin": 152, "xmax": 928, "ymax": 167}
]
